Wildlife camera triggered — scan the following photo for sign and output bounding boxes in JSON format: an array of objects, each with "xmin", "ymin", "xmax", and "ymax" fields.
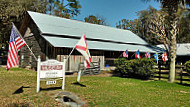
[
  {"xmin": 37, "ymin": 56, "xmax": 66, "ymax": 93},
  {"xmin": 40, "ymin": 60, "xmax": 64, "ymax": 78},
  {"xmin": 46, "ymin": 80, "xmax": 56, "ymax": 85}
]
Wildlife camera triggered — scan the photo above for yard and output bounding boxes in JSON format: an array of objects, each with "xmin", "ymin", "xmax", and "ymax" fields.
[{"xmin": 0, "ymin": 67, "xmax": 190, "ymax": 106}]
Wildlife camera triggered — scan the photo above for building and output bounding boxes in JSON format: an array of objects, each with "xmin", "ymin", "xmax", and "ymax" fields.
[
  {"xmin": 157, "ymin": 43, "xmax": 190, "ymax": 64},
  {"xmin": 19, "ymin": 11, "xmax": 160, "ymax": 72}
]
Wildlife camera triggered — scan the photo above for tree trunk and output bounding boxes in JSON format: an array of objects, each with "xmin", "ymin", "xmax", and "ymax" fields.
[
  {"xmin": 168, "ymin": 21, "xmax": 177, "ymax": 83},
  {"xmin": 169, "ymin": 49, "xmax": 176, "ymax": 83}
]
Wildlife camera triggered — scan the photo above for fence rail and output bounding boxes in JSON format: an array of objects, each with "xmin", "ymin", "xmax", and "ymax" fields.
[
  {"xmin": 155, "ymin": 62, "xmax": 190, "ymax": 84},
  {"xmin": 78, "ymin": 61, "xmax": 101, "ymax": 75}
]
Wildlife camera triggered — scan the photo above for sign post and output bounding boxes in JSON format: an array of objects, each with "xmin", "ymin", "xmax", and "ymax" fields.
[
  {"xmin": 36, "ymin": 56, "xmax": 65, "ymax": 93},
  {"xmin": 37, "ymin": 56, "xmax": 41, "ymax": 93},
  {"xmin": 62, "ymin": 58, "xmax": 66, "ymax": 90},
  {"xmin": 77, "ymin": 69, "xmax": 82, "ymax": 82}
]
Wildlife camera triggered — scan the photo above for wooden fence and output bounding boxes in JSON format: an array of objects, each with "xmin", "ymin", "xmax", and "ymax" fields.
[
  {"xmin": 155, "ymin": 62, "xmax": 190, "ymax": 84},
  {"xmin": 56, "ymin": 55, "xmax": 104, "ymax": 72},
  {"xmin": 78, "ymin": 61, "xmax": 101, "ymax": 75}
]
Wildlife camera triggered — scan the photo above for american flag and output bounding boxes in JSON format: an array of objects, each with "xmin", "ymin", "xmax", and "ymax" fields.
[
  {"xmin": 6, "ymin": 26, "xmax": 26, "ymax": 70},
  {"xmin": 123, "ymin": 50, "xmax": 128, "ymax": 58}
]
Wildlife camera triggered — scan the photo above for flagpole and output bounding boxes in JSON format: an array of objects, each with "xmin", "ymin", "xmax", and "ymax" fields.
[
  {"xmin": 131, "ymin": 52, "xmax": 135, "ymax": 58},
  {"xmin": 118, "ymin": 52, "xmax": 123, "ymax": 58},
  {"xmin": 65, "ymin": 34, "xmax": 89, "ymax": 62},
  {"xmin": 12, "ymin": 23, "xmax": 38, "ymax": 61},
  {"xmin": 65, "ymin": 47, "xmax": 75, "ymax": 62},
  {"xmin": 142, "ymin": 53, "xmax": 146, "ymax": 58}
]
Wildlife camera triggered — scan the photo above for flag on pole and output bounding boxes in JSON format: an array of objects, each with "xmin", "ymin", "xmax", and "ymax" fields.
[
  {"xmin": 7, "ymin": 26, "xmax": 26, "ymax": 70},
  {"xmin": 123, "ymin": 50, "xmax": 128, "ymax": 58},
  {"xmin": 135, "ymin": 50, "xmax": 141, "ymax": 59},
  {"xmin": 162, "ymin": 52, "xmax": 168, "ymax": 62},
  {"xmin": 75, "ymin": 35, "xmax": 91, "ymax": 68},
  {"xmin": 145, "ymin": 52, "xmax": 151, "ymax": 58},
  {"xmin": 153, "ymin": 52, "xmax": 159, "ymax": 61}
]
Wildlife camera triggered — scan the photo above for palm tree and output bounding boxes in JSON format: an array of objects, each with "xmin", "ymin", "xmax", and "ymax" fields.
[{"xmin": 144, "ymin": 0, "xmax": 190, "ymax": 83}]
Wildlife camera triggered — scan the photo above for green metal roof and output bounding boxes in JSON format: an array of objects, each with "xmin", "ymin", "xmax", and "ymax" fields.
[
  {"xmin": 157, "ymin": 43, "xmax": 190, "ymax": 56},
  {"xmin": 43, "ymin": 35, "xmax": 159, "ymax": 53},
  {"xmin": 28, "ymin": 11, "xmax": 160, "ymax": 53}
]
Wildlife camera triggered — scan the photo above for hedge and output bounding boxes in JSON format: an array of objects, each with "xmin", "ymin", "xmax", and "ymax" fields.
[
  {"xmin": 185, "ymin": 60, "xmax": 190, "ymax": 75},
  {"xmin": 114, "ymin": 58, "xmax": 157, "ymax": 80}
]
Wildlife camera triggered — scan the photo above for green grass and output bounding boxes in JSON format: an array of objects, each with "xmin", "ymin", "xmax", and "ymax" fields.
[{"xmin": 0, "ymin": 67, "xmax": 190, "ymax": 106}]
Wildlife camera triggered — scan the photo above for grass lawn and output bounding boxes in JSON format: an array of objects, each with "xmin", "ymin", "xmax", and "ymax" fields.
[{"xmin": 0, "ymin": 67, "xmax": 190, "ymax": 106}]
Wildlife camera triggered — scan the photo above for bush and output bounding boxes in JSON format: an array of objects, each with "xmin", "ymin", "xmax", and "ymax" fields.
[
  {"xmin": 185, "ymin": 60, "xmax": 190, "ymax": 75},
  {"xmin": 114, "ymin": 58, "xmax": 157, "ymax": 80}
]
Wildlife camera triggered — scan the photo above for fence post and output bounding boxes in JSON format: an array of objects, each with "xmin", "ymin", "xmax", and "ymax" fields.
[
  {"xmin": 180, "ymin": 62, "xmax": 183, "ymax": 84},
  {"xmin": 98, "ymin": 58, "xmax": 101, "ymax": 73},
  {"xmin": 158, "ymin": 61, "xmax": 161, "ymax": 80}
]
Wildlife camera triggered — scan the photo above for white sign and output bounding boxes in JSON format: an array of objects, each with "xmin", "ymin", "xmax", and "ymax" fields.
[
  {"xmin": 40, "ymin": 60, "xmax": 63, "ymax": 78},
  {"xmin": 37, "ymin": 56, "xmax": 66, "ymax": 93}
]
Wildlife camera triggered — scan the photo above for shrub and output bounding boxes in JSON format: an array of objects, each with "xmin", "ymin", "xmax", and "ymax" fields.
[
  {"xmin": 114, "ymin": 58, "xmax": 132, "ymax": 76},
  {"xmin": 185, "ymin": 60, "xmax": 190, "ymax": 75},
  {"xmin": 114, "ymin": 58, "xmax": 157, "ymax": 80}
]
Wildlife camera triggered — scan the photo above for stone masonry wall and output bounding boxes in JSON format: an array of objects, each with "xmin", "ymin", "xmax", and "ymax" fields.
[{"xmin": 20, "ymin": 20, "xmax": 46, "ymax": 69}]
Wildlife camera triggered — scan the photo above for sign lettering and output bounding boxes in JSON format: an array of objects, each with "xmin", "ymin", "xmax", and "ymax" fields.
[{"xmin": 41, "ymin": 65, "xmax": 63, "ymax": 71}]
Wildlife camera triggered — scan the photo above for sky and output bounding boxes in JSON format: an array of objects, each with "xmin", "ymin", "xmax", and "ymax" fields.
[{"xmin": 73, "ymin": 0, "xmax": 161, "ymax": 27}]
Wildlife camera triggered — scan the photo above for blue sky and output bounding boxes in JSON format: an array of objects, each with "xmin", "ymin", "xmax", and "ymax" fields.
[{"xmin": 73, "ymin": 0, "xmax": 161, "ymax": 27}]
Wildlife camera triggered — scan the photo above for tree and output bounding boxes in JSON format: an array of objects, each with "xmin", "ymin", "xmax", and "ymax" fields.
[
  {"xmin": 144, "ymin": 0, "xmax": 190, "ymax": 83},
  {"xmin": 177, "ymin": 9, "xmax": 190, "ymax": 43},
  {"xmin": 0, "ymin": 0, "xmax": 44, "ymax": 48},
  {"xmin": 116, "ymin": 7, "xmax": 161, "ymax": 45},
  {"xmin": 0, "ymin": 0, "xmax": 81, "ymax": 48},
  {"xmin": 84, "ymin": 15, "xmax": 109, "ymax": 26},
  {"xmin": 47, "ymin": 0, "xmax": 81, "ymax": 19},
  {"xmin": 117, "ymin": 5, "xmax": 190, "ymax": 45},
  {"xmin": 116, "ymin": 19, "xmax": 145, "ymax": 40},
  {"xmin": 117, "ymin": 1, "xmax": 190, "ymax": 82},
  {"xmin": 137, "ymin": 6, "xmax": 163, "ymax": 45}
]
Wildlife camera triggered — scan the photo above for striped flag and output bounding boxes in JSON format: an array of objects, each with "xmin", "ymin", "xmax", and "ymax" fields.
[
  {"xmin": 123, "ymin": 50, "xmax": 128, "ymax": 58},
  {"xmin": 6, "ymin": 26, "xmax": 26, "ymax": 70},
  {"xmin": 135, "ymin": 50, "xmax": 141, "ymax": 59},
  {"xmin": 145, "ymin": 52, "xmax": 150, "ymax": 58},
  {"xmin": 75, "ymin": 35, "xmax": 91, "ymax": 68}
]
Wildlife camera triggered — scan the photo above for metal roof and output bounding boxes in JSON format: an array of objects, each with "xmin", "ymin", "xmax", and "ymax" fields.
[
  {"xmin": 43, "ymin": 35, "xmax": 160, "ymax": 53},
  {"xmin": 157, "ymin": 43, "xmax": 190, "ymax": 56},
  {"xmin": 28, "ymin": 11, "xmax": 148, "ymax": 44},
  {"xmin": 27, "ymin": 11, "xmax": 160, "ymax": 53}
]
